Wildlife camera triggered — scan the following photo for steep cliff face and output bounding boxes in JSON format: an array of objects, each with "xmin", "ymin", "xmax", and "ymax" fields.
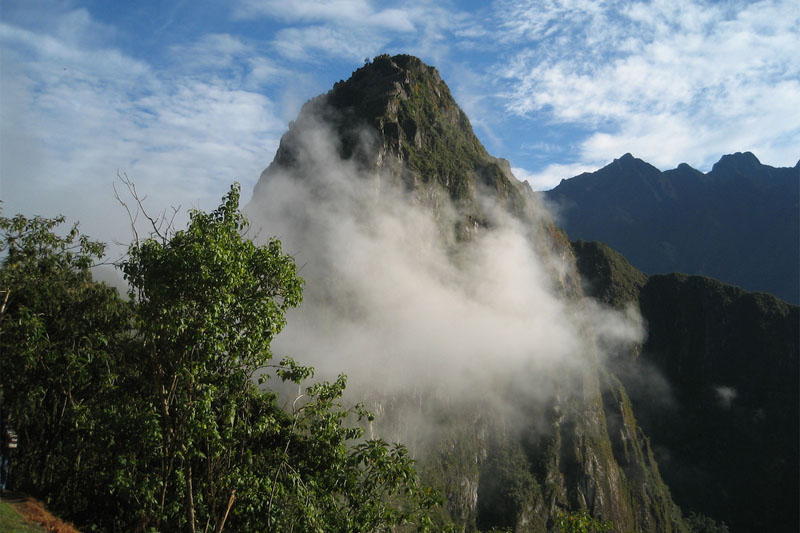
[
  {"xmin": 249, "ymin": 54, "xmax": 687, "ymax": 532},
  {"xmin": 573, "ymin": 240, "xmax": 800, "ymax": 533}
]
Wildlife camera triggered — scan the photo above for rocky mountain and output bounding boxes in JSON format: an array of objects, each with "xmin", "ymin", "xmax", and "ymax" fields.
[
  {"xmin": 248, "ymin": 54, "xmax": 688, "ymax": 532},
  {"xmin": 545, "ymin": 153, "xmax": 800, "ymax": 304},
  {"xmin": 573, "ymin": 240, "xmax": 799, "ymax": 533}
]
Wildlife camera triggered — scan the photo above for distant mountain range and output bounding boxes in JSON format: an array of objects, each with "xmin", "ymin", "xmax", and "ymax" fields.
[{"xmin": 545, "ymin": 152, "xmax": 800, "ymax": 304}]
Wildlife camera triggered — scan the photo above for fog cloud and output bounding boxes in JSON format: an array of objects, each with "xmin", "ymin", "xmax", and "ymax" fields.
[
  {"xmin": 715, "ymin": 385, "xmax": 738, "ymax": 409},
  {"xmin": 246, "ymin": 116, "xmax": 644, "ymax": 438}
]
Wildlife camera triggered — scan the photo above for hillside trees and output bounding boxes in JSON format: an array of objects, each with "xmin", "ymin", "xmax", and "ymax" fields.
[
  {"xmin": 0, "ymin": 185, "xmax": 439, "ymax": 532},
  {"xmin": 0, "ymin": 212, "xmax": 133, "ymax": 518},
  {"xmin": 117, "ymin": 183, "xmax": 306, "ymax": 531}
]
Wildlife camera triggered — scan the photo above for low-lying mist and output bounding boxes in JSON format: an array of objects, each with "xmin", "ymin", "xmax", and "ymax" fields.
[{"xmin": 246, "ymin": 117, "xmax": 645, "ymax": 444}]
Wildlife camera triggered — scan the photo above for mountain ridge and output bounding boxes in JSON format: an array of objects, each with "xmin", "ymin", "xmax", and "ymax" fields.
[{"xmin": 545, "ymin": 152, "xmax": 800, "ymax": 304}]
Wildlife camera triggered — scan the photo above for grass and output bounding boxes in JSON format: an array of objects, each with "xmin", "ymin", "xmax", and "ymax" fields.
[{"xmin": 0, "ymin": 500, "xmax": 45, "ymax": 532}]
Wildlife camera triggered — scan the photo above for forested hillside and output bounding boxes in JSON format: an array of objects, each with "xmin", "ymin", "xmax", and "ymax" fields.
[
  {"xmin": 0, "ymin": 190, "xmax": 437, "ymax": 532},
  {"xmin": 573, "ymin": 239, "xmax": 799, "ymax": 533}
]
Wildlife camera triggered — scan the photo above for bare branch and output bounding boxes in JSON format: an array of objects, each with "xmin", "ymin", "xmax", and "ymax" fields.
[
  {"xmin": 114, "ymin": 171, "xmax": 182, "ymax": 247},
  {"xmin": 114, "ymin": 174, "xmax": 141, "ymax": 249}
]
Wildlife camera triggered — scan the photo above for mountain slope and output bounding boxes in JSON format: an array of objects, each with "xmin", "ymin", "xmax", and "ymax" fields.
[
  {"xmin": 573, "ymin": 240, "xmax": 800, "ymax": 533},
  {"xmin": 545, "ymin": 153, "xmax": 800, "ymax": 304},
  {"xmin": 256, "ymin": 54, "xmax": 561, "ymax": 254},
  {"xmin": 248, "ymin": 54, "xmax": 687, "ymax": 532}
]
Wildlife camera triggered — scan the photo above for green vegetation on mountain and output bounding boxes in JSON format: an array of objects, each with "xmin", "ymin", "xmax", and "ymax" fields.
[
  {"xmin": 258, "ymin": 54, "xmax": 544, "ymax": 247},
  {"xmin": 327, "ymin": 54, "xmax": 523, "ymax": 209},
  {"xmin": 572, "ymin": 240, "xmax": 799, "ymax": 533},
  {"xmin": 572, "ymin": 240, "xmax": 647, "ymax": 309},
  {"xmin": 0, "ymin": 188, "xmax": 439, "ymax": 532}
]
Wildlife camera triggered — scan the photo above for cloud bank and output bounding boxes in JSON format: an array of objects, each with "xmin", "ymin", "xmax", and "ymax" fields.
[
  {"xmin": 0, "ymin": 6, "xmax": 288, "ymax": 259},
  {"xmin": 246, "ymin": 116, "xmax": 645, "ymax": 438}
]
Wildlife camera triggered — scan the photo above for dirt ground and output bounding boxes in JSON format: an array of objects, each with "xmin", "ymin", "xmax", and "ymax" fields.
[{"xmin": 1, "ymin": 492, "xmax": 80, "ymax": 533}]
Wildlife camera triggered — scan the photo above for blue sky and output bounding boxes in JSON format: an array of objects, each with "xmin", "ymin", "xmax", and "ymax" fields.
[{"xmin": 1, "ymin": 0, "xmax": 798, "ymax": 254}]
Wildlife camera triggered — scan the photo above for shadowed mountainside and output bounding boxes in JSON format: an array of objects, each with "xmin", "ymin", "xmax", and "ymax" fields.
[
  {"xmin": 546, "ymin": 153, "xmax": 800, "ymax": 304},
  {"xmin": 572, "ymin": 239, "xmax": 800, "ymax": 533}
]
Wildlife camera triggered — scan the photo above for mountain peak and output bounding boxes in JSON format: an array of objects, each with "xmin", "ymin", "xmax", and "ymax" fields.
[
  {"xmin": 327, "ymin": 54, "xmax": 449, "ymax": 123},
  {"xmin": 256, "ymin": 53, "xmax": 544, "ymax": 239},
  {"xmin": 267, "ymin": 53, "xmax": 481, "ymax": 177},
  {"xmin": 605, "ymin": 152, "xmax": 661, "ymax": 178},
  {"xmin": 612, "ymin": 152, "xmax": 659, "ymax": 170},
  {"xmin": 712, "ymin": 151, "xmax": 762, "ymax": 173}
]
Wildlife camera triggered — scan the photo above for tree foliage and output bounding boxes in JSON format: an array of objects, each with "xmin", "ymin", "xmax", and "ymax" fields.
[
  {"xmin": 0, "ymin": 185, "xmax": 439, "ymax": 532},
  {"xmin": 685, "ymin": 512, "xmax": 729, "ymax": 533},
  {"xmin": 0, "ymin": 212, "xmax": 132, "ymax": 519},
  {"xmin": 554, "ymin": 509, "xmax": 613, "ymax": 533}
]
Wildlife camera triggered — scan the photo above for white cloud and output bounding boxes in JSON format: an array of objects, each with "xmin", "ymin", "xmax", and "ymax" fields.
[
  {"xmin": 714, "ymin": 385, "xmax": 737, "ymax": 409},
  {"xmin": 0, "ymin": 10, "xmax": 286, "ymax": 260},
  {"xmin": 512, "ymin": 163, "xmax": 599, "ymax": 191},
  {"xmin": 0, "ymin": 21, "xmax": 150, "ymax": 82},
  {"xmin": 247, "ymin": 116, "xmax": 645, "ymax": 427},
  {"xmin": 272, "ymin": 25, "xmax": 384, "ymax": 62},
  {"xmin": 3, "ymin": 0, "xmax": 796, "ymax": 267},
  {"xmin": 495, "ymin": 0, "xmax": 800, "ymax": 170},
  {"xmin": 168, "ymin": 33, "xmax": 250, "ymax": 71},
  {"xmin": 237, "ymin": 0, "xmax": 473, "ymax": 66}
]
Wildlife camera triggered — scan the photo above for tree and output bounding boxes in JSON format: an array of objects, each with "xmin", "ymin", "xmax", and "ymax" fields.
[
  {"xmin": 686, "ymin": 512, "xmax": 729, "ymax": 533},
  {"xmin": 554, "ymin": 509, "xmax": 613, "ymax": 533},
  {"xmin": 1, "ymin": 186, "xmax": 439, "ymax": 532},
  {"xmin": 117, "ymin": 182, "xmax": 304, "ymax": 531},
  {"xmin": 0, "ymin": 211, "xmax": 132, "ymax": 517},
  {"xmin": 116, "ymin": 183, "xmax": 437, "ymax": 532}
]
